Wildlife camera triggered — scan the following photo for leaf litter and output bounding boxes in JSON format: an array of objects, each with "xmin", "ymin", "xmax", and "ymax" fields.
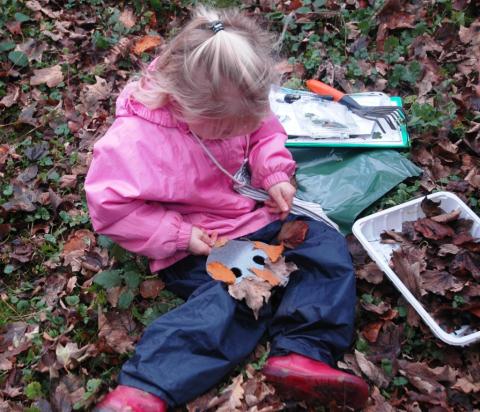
[{"xmin": 382, "ymin": 197, "xmax": 480, "ymax": 333}]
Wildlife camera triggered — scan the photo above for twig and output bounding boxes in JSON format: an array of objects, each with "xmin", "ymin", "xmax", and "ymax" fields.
[{"xmin": 273, "ymin": 11, "xmax": 296, "ymax": 52}]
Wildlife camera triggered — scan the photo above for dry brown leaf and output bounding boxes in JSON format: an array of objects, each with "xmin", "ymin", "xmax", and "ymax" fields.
[
  {"xmin": 106, "ymin": 286, "xmax": 122, "ymax": 308},
  {"xmin": 59, "ymin": 174, "xmax": 77, "ymax": 189},
  {"xmin": 398, "ymin": 360, "xmax": 457, "ymax": 402},
  {"xmin": 362, "ymin": 321, "xmax": 384, "ymax": 343},
  {"xmin": 133, "ymin": 35, "xmax": 162, "ymax": 55},
  {"xmin": 207, "ymin": 261, "xmax": 237, "ymax": 285},
  {"xmin": 277, "ymin": 220, "xmax": 309, "ymax": 248},
  {"xmin": 61, "ymin": 229, "xmax": 96, "ymax": 271},
  {"xmin": 453, "ymin": 376, "xmax": 480, "ymax": 393},
  {"xmin": 414, "ymin": 218, "xmax": 455, "ymax": 240},
  {"xmin": 253, "ymin": 241, "xmax": 284, "ymax": 263},
  {"xmin": 364, "ymin": 386, "xmax": 395, "ymax": 412},
  {"xmin": 119, "ymin": 8, "xmax": 136, "ymax": 28},
  {"xmin": 420, "ymin": 270, "xmax": 465, "ymax": 296},
  {"xmin": 217, "ymin": 374, "xmax": 244, "ymax": 412},
  {"xmin": 354, "ymin": 349, "xmax": 390, "ymax": 388},
  {"xmin": 139, "ymin": 279, "xmax": 165, "ymax": 299},
  {"xmin": 263, "ymin": 255, "xmax": 298, "ymax": 286},
  {"xmin": 55, "ymin": 342, "xmax": 94, "ymax": 370},
  {"xmin": 356, "ymin": 261, "xmax": 384, "ymax": 284},
  {"xmin": 80, "ymin": 76, "xmax": 112, "ymax": 111},
  {"xmin": 97, "ymin": 310, "xmax": 136, "ymax": 354},
  {"xmin": 420, "ymin": 197, "xmax": 444, "ymax": 217},
  {"xmin": 431, "ymin": 208, "xmax": 461, "ymax": 223},
  {"xmin": 229, "ymin": 278, "xmax": 272, "ymax": 320},
  {"xmin": 30, "ymin": 64, "xmax": 63, "ymax": 87},
  {"xmin": 390, "ymin": 248, "xmax": 422, "ymax": 299}
]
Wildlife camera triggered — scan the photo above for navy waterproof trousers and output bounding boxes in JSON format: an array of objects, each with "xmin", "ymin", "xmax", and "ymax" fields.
[{"xmin": 118, "ymin": 216, "xmax": 356, "ymax": 407}]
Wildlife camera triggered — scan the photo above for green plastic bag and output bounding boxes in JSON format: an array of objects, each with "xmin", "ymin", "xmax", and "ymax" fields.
[{"xmin": 291, "ymin": 148, "xmax": 422, "ymax": 233}]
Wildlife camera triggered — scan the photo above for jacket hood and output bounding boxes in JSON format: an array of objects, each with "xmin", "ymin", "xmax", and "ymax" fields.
[{"xmin": 114, "ymin": 58, "xmax": 189, "ymax": 131}]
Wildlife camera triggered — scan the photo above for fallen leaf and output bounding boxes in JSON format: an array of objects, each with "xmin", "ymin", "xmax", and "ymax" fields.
[
  {"xmin": 450, "ymin": 251, "xmax": 480, "ymax": 280},
  {"xmin": 97, "ymin": 310, "xmax": 136, "ymax": 354},
  {"xmin": 364, "ymin": 386, "xmax": 395, "ymax": 412},
  {"xmin": 452, "ymin": 376, "xmax": 480, "ymax": 393},
  {"xmin": 414, "ymin": 218, "xmax": 455, "ymax": 240},
  {"xmin": 354, "ymin": 349, "xmax": 390, "ymax": 388},
  {"xmin": 119, "ymin": 8, "xmax": 136, "ymax": 29},
  {"xmin": 59, "ymin": 174, "xmax": 77, "ymax": 189},
  {"xmin": 30, "ymin": 64, "xmax": 63, "ymax": 87},
  {"xmin": 55, "ymin": 342, "xmax": 93, "ymax": 370},
  {"xmin": 80, "ymin": 76, "xmax": 112, "ymax": 111},
  {"xmin": 139, "ymin": 279, "xmax": 165, "ymax": 299},
  {"xmin": 229, "ymin": 278, "xmax": 272, "ymax": 320},
  {"xmin": 262, "ymin": 255, "xmax": 298, "ymax": 286},
  {"xmin": 390, "ymin": 248, "xmax": 423, "ymax": 299},
  {"xmin": 133, "ymin": 35, "xmax": 162, "ymax": 55},
  {"xmin": 356, "ymin": 261, "xmax": 384, "ymax": 284},
  {"xmin": 420, "ymin": 270, "xmax": 465, "ymax": 296},
  {"xmin": 421, "ymin": 197, "xmax": 444, "ymax": 217},
  {"xmin": 277, "ymin": 220, "xmax": 309, "ymax": 249},
  {"xmin": 430, "ymin": 208, "xmax": 461, "ymax": 223},
  {"xmin": 362, "ymin": 321, "xmax": 384, "ymax": 343}
]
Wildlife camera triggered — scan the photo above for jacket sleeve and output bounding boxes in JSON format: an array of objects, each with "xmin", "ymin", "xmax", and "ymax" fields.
[
  {"xmin": 248, "ymin": 113, "xmax": 296, "ymax": 190},
  {"xmin": 84, "ymin": 122, "xmax": 192, "ymax": 260}
]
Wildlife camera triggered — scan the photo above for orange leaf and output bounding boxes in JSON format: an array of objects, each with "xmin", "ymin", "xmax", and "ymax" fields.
[
  {"xmin": 251, "ymin": 268, "xmax": 280, "ymax": 286},
  {"xmin": 253, "ymin": 241, "xmax": 284, "ymax": 263},
  {"xmin": 133, "ymin": 35, "xmax": 162, "ymax": 55},
  {"xmin": 277, "ymin": 220, "xmax": 309, "ymax": 249},
  {"xmin": 207, "ymin": 261, "xmax": 236, "ymax": 284},
  {"xmin": 362, "ymin": 321, "xmax": 384, "ymax": 343}
]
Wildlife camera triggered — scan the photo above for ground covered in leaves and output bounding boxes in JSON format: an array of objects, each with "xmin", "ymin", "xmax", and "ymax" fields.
[{"xmin": 0, "ymin": 0, "xmax": 479, "ymax": 411}]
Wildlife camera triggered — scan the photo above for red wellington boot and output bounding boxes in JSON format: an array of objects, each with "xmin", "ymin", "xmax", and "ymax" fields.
[
  {"xmin": 262, "ymin": 353, "xmax": 369, "ymax": 410},
  {"xmin": 93, "ymin": 385, "xmax": 168, "ymax": 412}
]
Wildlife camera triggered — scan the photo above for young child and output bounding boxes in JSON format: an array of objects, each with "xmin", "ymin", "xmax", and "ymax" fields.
[{"xmin": 86, "ymin": 6, "xmax": 368, "ymax": 412}]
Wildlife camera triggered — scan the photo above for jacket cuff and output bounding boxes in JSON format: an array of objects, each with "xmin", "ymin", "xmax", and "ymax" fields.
[
  {"xmin": 262, "ymin": 171, "xmax": 291, "ymax": 191},
  {"xmin": 176, "ymin": 221, "xmax": 192, "ymax": 251}
]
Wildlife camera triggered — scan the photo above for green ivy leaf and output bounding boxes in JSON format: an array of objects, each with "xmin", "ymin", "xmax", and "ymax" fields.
[
  {"xmin": 8, "ymin": 51, "xmax": 29, "ymax": 68},
  {"xmin": 123, "ymin": 271, "xmax": 141, "ymax": 290},
  {"xmin": 4, "ymin": 264, "xmax": 14, "ymax": 274},
  {"xmin": 15, "ymin": 12, "xmax": 31, "ymax": 22},
  {"xmin": 0, "ymin": 40, "xmax": 16, "ymax": 52},
  {"xmin": 393, "ymin": 376, "xmax": 408, "ymax": 386},
  {"xmin": 94, "ymin": 270, "xmax": 123, "ymax": 289},
  {"xmin": 65, "ymin": 295, "xmax": 80, "ymax": 306},
  {"xmin": 25, "ymin": 382, "xmax": 43, "ymax": 400},
  {"xmin": 118, "ymin": 289, "xmax": 134, "ymax": 309}
]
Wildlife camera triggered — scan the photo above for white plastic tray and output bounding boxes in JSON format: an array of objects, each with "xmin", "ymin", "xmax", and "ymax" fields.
[{"xmin": 352, "ymin": 191, "xmax": 480, "ymax": 346}]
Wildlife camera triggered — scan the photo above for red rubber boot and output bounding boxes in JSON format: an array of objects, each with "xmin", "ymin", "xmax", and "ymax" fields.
[
  {"xmin": 93, "ymin": 385, "xmax": 168, "ymax": 412},
  {"xmin": 262, "ymin": 353, "xmax": 369, "ymax": 410}
]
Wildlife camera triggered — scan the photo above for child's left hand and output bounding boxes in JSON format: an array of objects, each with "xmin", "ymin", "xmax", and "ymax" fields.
[{"xmin": 265, "ymin": 181, "xmax": 296, "ymax": 220}]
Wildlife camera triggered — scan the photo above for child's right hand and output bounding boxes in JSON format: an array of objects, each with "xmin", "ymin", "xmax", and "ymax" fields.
[{"xmin": 188, "ymin": 227, "xmax": 217, "ymax": 255}]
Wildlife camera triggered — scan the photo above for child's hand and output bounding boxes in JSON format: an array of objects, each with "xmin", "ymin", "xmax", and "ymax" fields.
[
  {"xmin": 265, "ymin": 181, "xmax": 296, "ymax": 220},
  {"xmin": 188, "ymin": 227, "xmax": 217, "ymax": 255}
]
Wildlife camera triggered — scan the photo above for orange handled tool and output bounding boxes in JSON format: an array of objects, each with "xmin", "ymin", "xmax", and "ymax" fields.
[
  {"xmin": 306, "ymin": 79, "xmax": 406, "ymax": 133},
  {"xmin": 306, "ymin": 80, "xmax": 346, "ymax": 102}
]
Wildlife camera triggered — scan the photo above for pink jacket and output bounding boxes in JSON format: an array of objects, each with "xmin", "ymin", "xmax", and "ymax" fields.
[{"xmin": 85, "ymin": 81, "xmax": 296, "ymax": 272}]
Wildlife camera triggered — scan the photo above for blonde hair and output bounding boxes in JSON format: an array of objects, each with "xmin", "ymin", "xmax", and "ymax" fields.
[{"xmin": 130, "ymin": 6, "xmax": 279, "ymax": 125}]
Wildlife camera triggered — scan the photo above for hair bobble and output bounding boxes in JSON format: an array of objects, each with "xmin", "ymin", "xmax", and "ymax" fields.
[{"xmin": 208, "ymin": 20, "xmax": 224, "ymax": 34}]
